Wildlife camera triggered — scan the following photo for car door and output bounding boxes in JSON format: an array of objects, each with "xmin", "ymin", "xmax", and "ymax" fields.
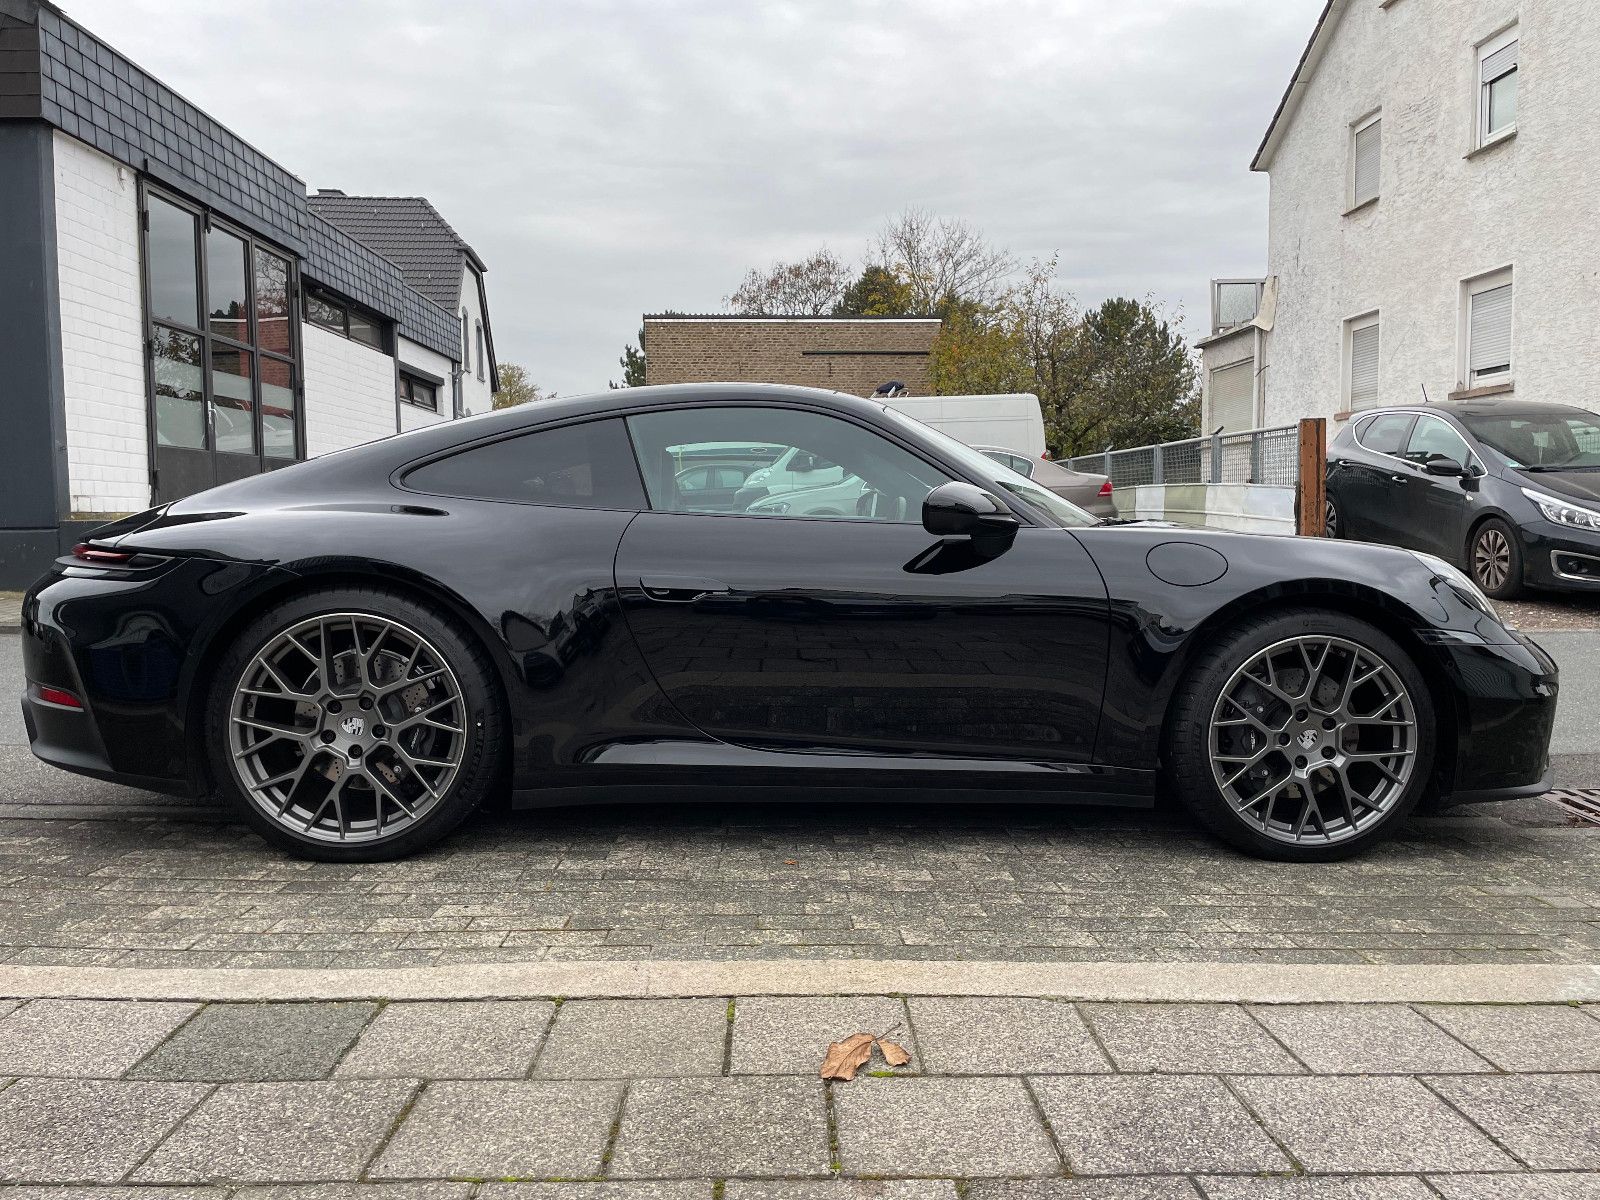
[
  {"xmin": 1398, "ymin": 414, "xmax": 1480, "ymax": 562},
  {"xmin": 1339, "ymin": 412, "xmax": 1418, "ymax": 546},
  {"xmin": 615, "ymin": 403, "xmax": 1111, "ymax": 763}
]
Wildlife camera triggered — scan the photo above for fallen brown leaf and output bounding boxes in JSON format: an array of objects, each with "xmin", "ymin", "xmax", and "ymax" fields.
[
  {"xmin": 783, "ymin": 859, "xmax": 798, "ymax": 866},
  {"xmin": 820, "ymin": 1032, "xmax": 876, "ymax": 1081},
  {"xmin": 875, "ymin": 1037, "xmax": 911, "ymax": 1067}
]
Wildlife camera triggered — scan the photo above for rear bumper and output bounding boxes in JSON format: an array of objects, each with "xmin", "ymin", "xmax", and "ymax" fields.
[{"xmin": 1431, "ymin": 631, "xmax": 1558, "ymax": 806}]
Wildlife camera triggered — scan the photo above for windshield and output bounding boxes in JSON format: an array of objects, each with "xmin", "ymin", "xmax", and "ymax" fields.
[
  {"xmin": 1460, "ymin": 409, "xmax": 1600, "ymax": 469},
  {"xmin": 880, "ymin": 406, "xmax": 1098, "ymax": 528}
]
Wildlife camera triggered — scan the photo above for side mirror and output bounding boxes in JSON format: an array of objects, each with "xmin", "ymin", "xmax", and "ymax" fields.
[
  {"xmin": 923, "ymin": 481, "xmax": 1020, "ymax": 539},
  {"xmin": 1422, "ymin": 456, "xmax": 1466, "ymax": 478}
]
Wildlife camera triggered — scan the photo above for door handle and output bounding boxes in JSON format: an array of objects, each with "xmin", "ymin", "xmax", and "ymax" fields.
[
  {"xmin": 637, "ymin": 575, "xmax": 732, "ymax": 603},
  {"xmin": 1389, "ymin": 473, "xmax": 1410, "ymax": 483}
]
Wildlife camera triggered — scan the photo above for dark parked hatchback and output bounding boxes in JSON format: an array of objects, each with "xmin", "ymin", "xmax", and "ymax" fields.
[{"xmin": 1326, "ymin": 400, "xmax": 1600, "ymax": 598}]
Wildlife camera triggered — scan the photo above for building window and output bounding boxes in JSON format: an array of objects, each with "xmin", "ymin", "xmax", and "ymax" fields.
[
  {"xmin": 475, "ymin": 320, "xmax": 486, "ymax": 381},
  {"xmin": 1464, "ymin": 269, "xmax": 1513, "ymax": 386},
  {"xmin": 1349, "ymin": 112, "xmax": 1381, "ymax": 208},
  {"xmin": 460, "ymin": 309, "xmax": 470, "ymax": 374},
  {"xmin": 1208, "ymin": 358, "xmax": 1255, "ymax": 433},
  {"xmin": 1210, "ymin": 279, "xmax": 1264, "ymax": 333},
  {"xmin": 1346, "ymin": 312, "xmax": 1381, "ymax": 409},
  {"xmin": 303, "ymin": 288, "xmax": 385, "ymax": 350},
  {"xmin": 1478, "ymin": 28, "xmax": 1518, "ymax": 145},
  {"xmin": 398, "ymin": 372, "xmax": 439, "ymax": 413}
]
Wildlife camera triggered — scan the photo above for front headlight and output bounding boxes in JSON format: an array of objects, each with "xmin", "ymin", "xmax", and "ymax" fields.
[
  {"xmin": 1409, "ymin": 550, "xmax": 1495, "ymax": 615},
  {"xmin": 1522, "ymin": 486, "xmax": 1600, "ymax": 531},
  {"xmin": 752, "ymin": 500, "xmax": 789, "ymax": 515}
]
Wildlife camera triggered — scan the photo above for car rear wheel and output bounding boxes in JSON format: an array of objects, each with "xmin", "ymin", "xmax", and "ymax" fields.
[
  {"xmin": 1470, "ymin": 518, "xmax": 1524, "ymax": 600},
  {"xmin": 208, "ymin": 587, "xmax": 504, "ymax": 861},
  {"xmin": 1324, "ymin": 498, "xmax": 1341, "ymax": 539},
  {"xmin": 1165, "ymin": 609, "xmax": 1435, "ymax": 861}
]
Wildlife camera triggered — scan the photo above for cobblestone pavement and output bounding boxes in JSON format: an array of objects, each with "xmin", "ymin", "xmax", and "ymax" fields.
[
  {"xmin": 0, "ymin": 795, "xmax": 1597, "ymax": 970},
  {"xmin": 1, "ymin": 994, "xmax": 1598, "ymax": 1193}
]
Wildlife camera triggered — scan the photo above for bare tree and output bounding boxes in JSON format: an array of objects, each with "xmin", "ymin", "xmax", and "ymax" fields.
[
  {"xmin": 871, "ymin": 208, "xmax": 1016, "ymax": 315},
  {"xmin": 725, "ymin": 247, "xmax": 852, "ymax": 316}
]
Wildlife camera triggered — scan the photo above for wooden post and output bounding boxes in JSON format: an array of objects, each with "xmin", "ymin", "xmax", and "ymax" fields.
[{"xmin": 1296, "ymin": 417, "xmax": 1328, "ymax": 537}]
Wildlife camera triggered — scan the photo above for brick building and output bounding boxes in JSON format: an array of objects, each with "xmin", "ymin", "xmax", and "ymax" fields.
[
  {"xmin": 0, "ymin": 0, "xmax": 498, "ymax": 586},
  {"xmin": 642, "ymin": 315, "xmax": 942, "ymax": 397}
]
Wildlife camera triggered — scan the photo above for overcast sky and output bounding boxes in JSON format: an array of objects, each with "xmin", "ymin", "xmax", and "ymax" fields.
[{"xmin": 67, "ymin": 0, "xmax": 1321, "ymax": 396}]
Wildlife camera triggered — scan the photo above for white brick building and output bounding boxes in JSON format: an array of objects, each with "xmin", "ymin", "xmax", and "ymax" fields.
[
  {"xmin": 0, "ymin": 0, "xmax": 500, "ymax": 586},
  {"xmin": 1198, "ymin": 0, "xmax": 1600, "ymax": 435}
]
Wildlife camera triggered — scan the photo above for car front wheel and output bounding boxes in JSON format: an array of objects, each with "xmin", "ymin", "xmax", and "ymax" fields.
[
  {"xmin": 208, "ymin": 587, "xmax": 504, "ymax": 861},
  {"xmin": 1470, "ymin": 518, "xmax": 1524, "ymax": 600},
  {"xmin": 1166, "ymin": 609, "xmax": 1435, "ymax": 861}
]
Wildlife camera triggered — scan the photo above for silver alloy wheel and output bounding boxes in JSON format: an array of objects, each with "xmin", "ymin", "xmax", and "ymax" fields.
[
  {"xmin": 1324, "ymin": 500, "xmax": 1339, "ymax": 538},
  {"xmin": 227, "ymin": 612, "xmax": 467, "ymax": 843},
  {"xmin": 1208, "ymin": 635, "xmax": 1417, "ymax": 845},
  {"xmin": 1474, "ymin": 527, "xmax": 1512, "ymax": 592}
]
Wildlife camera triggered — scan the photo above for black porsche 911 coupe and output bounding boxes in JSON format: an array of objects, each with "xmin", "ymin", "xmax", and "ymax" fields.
[{"xmin": 21, "ymin": 384, "xmax": 1557, "ymax": 862}]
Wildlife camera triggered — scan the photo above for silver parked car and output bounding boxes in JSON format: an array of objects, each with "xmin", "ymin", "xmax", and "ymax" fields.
[{"xmin": 975, "ymin": 446, "xmax": 1116, "ymax": 519}]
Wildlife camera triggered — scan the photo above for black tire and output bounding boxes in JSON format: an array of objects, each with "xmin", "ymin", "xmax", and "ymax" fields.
[
  {"xmin": 207, "ymin": 586, "xmax": 505, "ymax": 861},
  {"xmin": 1165, "ymin": 607, "xmax": 1436, "ymax": 862},
  {"xmin": 1469, "ymin": 518, "xmax": 1524, "ymax": 600},
  {"xmin": 1324, "ymin": 497, "xmax": 1342, "ymax": 539}
]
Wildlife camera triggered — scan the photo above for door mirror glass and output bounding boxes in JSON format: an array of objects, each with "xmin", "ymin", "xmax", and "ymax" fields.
[{"xmin": 923, "ymin": 481, "xmax": 1020, "ymax": 538}]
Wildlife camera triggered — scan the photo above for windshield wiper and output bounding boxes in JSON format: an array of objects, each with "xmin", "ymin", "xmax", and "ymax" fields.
[{"xmin": 1523, "ymin": 463, "xmax": 1600, "ymax": 472}]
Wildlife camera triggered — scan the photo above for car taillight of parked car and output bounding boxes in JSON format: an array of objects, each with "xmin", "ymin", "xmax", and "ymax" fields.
[
  {"xmin": 1099, "ymin": 480, "xmax": 1114, "ymax": 497},
  {"xmin": 72, "ymin": 543, "xmax": 133, "ymax": 564}
]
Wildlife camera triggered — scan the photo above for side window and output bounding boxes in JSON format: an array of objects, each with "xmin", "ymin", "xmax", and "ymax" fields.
[
  {"xmin": 1358, "ymin": 413, "xmax": 1416, "ymax": 456},
  {"xmin": 404, "ymin": 418, "xmax": 647, "ymax": 510},
  {"xmin": 1405, "ymin": 416, "xmax": 1473, "ymax": 468},
  {"xmin": 626, "ymin": 406, "xmax": 949, "ymax": 521}
]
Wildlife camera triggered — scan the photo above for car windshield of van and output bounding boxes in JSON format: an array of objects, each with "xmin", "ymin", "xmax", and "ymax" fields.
[
  {"xmin": 1459, "ymin": 410, "xmax": 1600, "ymax": 470},
  {"xmin": 880, "ymin": 407, "xmax": 1098, "ymax": 528}
]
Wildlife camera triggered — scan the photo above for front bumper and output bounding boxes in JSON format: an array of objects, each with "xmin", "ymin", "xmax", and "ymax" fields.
[
  {"xmin": 1430, "ymin": 630, "xmax": 1558, "ymax": 806},
  {"xmin": 1519, "ymin": 518, "xmax": 1600, "ymax": 591}
]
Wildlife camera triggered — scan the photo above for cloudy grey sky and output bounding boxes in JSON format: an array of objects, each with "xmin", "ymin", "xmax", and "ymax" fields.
[{"xmin": 67, "ymin": 0, "xmax": 1321, "ymax": 396}]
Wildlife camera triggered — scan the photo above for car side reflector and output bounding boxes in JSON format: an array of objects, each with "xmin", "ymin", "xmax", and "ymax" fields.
[{"xmin": 34, "ymin": 685, "xmax": 83, "ymax": 709}]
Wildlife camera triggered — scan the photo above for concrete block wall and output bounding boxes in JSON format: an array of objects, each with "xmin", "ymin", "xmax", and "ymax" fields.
[
  {"xmin": 301, "ymin": 324, "xmax": 398, "ymax": 457},
  {"xmin": 397, "ymin": 336, "xmax": 454, "ymax": 433},
  {"xmin": 52, "ymin": 132, "xmax": 149, "ymax": 516},
  {"xmin": 643, "ymin": 318, "xmax": 941, "ymax": 397}
]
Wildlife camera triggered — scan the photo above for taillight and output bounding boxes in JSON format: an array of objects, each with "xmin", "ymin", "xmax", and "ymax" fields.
[
  {"xmin": 35, "ymin": 685, "xmax": 83, "ymax": 709},
  {"xmin": 72, "ymin": 542, "xmax": 133, "ymax": 565},
  {"xmin": 1098, "ymin": 479, "xmax": 1114, "ymax": 497}
]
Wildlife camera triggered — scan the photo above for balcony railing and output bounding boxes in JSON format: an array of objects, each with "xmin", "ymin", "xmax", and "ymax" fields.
[{"xmin": 1210, "ymin": 278, "xmax": 1266, "ymax": 335}]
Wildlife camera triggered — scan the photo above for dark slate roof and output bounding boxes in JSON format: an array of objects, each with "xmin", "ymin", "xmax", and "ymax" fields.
[{"xmin": 307, "ymin": 193, "xmax": 485, "ymax": 309}]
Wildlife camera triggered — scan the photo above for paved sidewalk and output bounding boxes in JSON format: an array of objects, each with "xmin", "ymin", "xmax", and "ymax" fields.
[{"xmin": 1, "ymin": 994, "xmax": 1598, "ymax": 1193}]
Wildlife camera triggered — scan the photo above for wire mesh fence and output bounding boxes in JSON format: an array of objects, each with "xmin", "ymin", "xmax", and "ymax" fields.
[{"xmin": 1067, "ymin": 425, "xmax": 1301, "ymax": 490}]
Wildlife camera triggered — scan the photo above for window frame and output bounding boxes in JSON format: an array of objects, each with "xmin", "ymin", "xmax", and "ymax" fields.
[
  {"xmin": 1207, "ymin": 356, "xmax": 1257, "ymax": 433},
  {"xmin": 1403, "ymin": 412, "xmax": 1483, "ymax": 474},
  {"xmin": 302, "ymin": 286, "xmax": 388, "ymax": 352},
  {"xmin": 1476, "ymin": 25, "xmax": 1519, "ymax": 148},
  {"xmin": 1461, "ymin": 267, "xmax": 1514, "ymax": 389},
  {"xmin": 475, "ymin": 320, "xmax": 486, "ymax": 381},
  {"xmin": 1348, "ymin": 110, "xmax": 1382, "ymax": 210},
  {"xmin": 1343, "ymin": 310, "xmax": 1382, "ymax": 411},
  {"xmin": 398, "ymin": 371, "xmax": 440, "ymax": 413},
  {"xmin": 1353, "ymin": 410, "xmax": 1417, "ymax": 458},
  {"xmin": 460, "ymin": 308, "xmax": 471, "ymax": 374}
]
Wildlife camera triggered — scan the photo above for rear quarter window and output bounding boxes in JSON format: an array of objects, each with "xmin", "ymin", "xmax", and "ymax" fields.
[{"xmin": 404, "ymin": 418, "xmax": 647, "ymax": 510}]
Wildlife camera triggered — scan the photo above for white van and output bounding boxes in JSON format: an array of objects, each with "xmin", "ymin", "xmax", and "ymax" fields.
[{"xmin": 878, "ymin": 393, "xmax": 1047, "ymax": 458}]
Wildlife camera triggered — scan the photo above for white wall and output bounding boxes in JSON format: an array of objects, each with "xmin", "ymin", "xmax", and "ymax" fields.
[
  {"xmin": 1260, "ymin": 0, "xmax": 1600, "ymax": 428},
  {"xmin": 397, "ymin": 335, "xmax": 453, "ymax": 433},
  {"xmin": 457, "ymin": 263, "xmax": 495, "ymax": 415},
  {"xmin": 52, "ymin": 132, "xmax": 149, "ymax": 516},
  {"xmin": 301, "ymin": 323, "xmax": 398, "ymax": 456}
]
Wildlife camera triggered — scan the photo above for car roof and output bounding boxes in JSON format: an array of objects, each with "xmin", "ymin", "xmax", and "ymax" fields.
[{"xmin": 1353, "ymin": 400, "xmax": 1595, "ymax": 421}]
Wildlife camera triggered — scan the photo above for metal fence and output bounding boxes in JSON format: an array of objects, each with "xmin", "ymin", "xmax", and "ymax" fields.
[{"xmin": 1066, "ymin": 425, "xmax": 1300, "ymax": 490}]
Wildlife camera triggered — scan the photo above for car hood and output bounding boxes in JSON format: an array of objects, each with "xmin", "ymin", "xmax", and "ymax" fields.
[{"xmin": 1515, "ymin": 469, "xmax": 1600, "ymax": 505}]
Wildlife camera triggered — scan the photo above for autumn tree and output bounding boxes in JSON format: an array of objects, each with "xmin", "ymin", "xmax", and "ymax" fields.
[
  {"xmin": 930, "ymin": 259, "xmax": 1198, "ymax": 457},
  {"xmin": 870, "ymin": 208, "xmax": 1015, "ymax": 317},
  {"xmin": 726, "ymin": 247, "xmax": 852, "ymax": 315},
  {"xmin": 611, "ymin": 326, "xmax": 646, "ymax": 388},
  {"xmin": 492, "ymin": 362, "xmax": 552, "ymax": 408},
  {"xmin": 833, "ymin": 264, "xmax": 917, "ymax": 317}
]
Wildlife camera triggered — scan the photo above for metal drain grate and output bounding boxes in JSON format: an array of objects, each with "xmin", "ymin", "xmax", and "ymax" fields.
[{"xmin": 1545, "ymin": 789, "xmax": 1600, "ymax": 826}]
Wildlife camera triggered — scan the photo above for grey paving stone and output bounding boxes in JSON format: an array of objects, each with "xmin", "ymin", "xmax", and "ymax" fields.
[
  {"xmin": 1234, "ymin": 1075, "xmax": 1517, "ymax": 1173},
  {"xmin": 369, "ymin": 1080, "xmax": 622, "ymax": 1179},
  {"xmin": 962, "ymin": 1179, "xmax": 1202, "ymax": 1198},
  {"xmin": 1248, "ymin": 1004, "xmax": 1494, "ymax": 1074},
  {"xmin": 0, "ymin": 1078, "xmax": 208, "ymax": 1183},
  {"xmin": 479, "ymin": 1186, "xmax": 713, "ymax": 1200},
  {"xmin": 1428, "ymin": 1073, "xmax": 1600, "ymax": 1170},
  {"xmin": 233, "ymin": 1188, "xmax": 474, "ymax": 1200},
  {"xmin": 909, "ymin": 997, "xmax": 1111, "ymax": 1075},
  {"xmin": 832, "ymin": 1076, "xmax": 1059, "ymax": 1177},
  {"xmin": 131, "ymin": 1080, "xmax": 415, "ymax": 1183},
  {"xmin": 610, "ymin": 1077, "xmax": 830, "ymax": 1178},
  {"xmin": 129, "ymin": 1001, "xmax": 378, "ymax": 1081},
  {"xmin": 729, "ymin": 1184, "xmax": 959, "ymax": 1199},
  {"xmin": 1029, "ymin": 1075, "xmax": 1289, "ymax": 1175},
  {"xmin": 0, "ymin": 998, "xmax": 20, "ymax": 1019},
  {"xmin": 535, "ymin": 998, "xmax": 726, "ymax": 1078},
  {"xmin": 335, "ymin": 1000, "xmax": 555, "ymax": 1078},
  {"xmin": 1080, "ymin": 1003, "xmax": 1304, "ymax": 1074},
  {"xmin": 1426, "ymin": 1173, "xmax": 1600, "ymax": 1199},
  {"xmin": 1195, "ymin": 1178, "xmax": 1436, "ymax": 1199},
  {"xmin": 0, "ymin": 999, "xmax": 198, "ymax": 1077},
  {"xmin": 730, "ymin": 996, "xmax": 914, "ymax": 1075},
  {"xmin": 1420, "ymin": 1004, "xmax": 1600, "ymax": 1071},
  {"xmin": 0, "ymin": 1190, "xmax": 226, "ymax": 1199}
]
